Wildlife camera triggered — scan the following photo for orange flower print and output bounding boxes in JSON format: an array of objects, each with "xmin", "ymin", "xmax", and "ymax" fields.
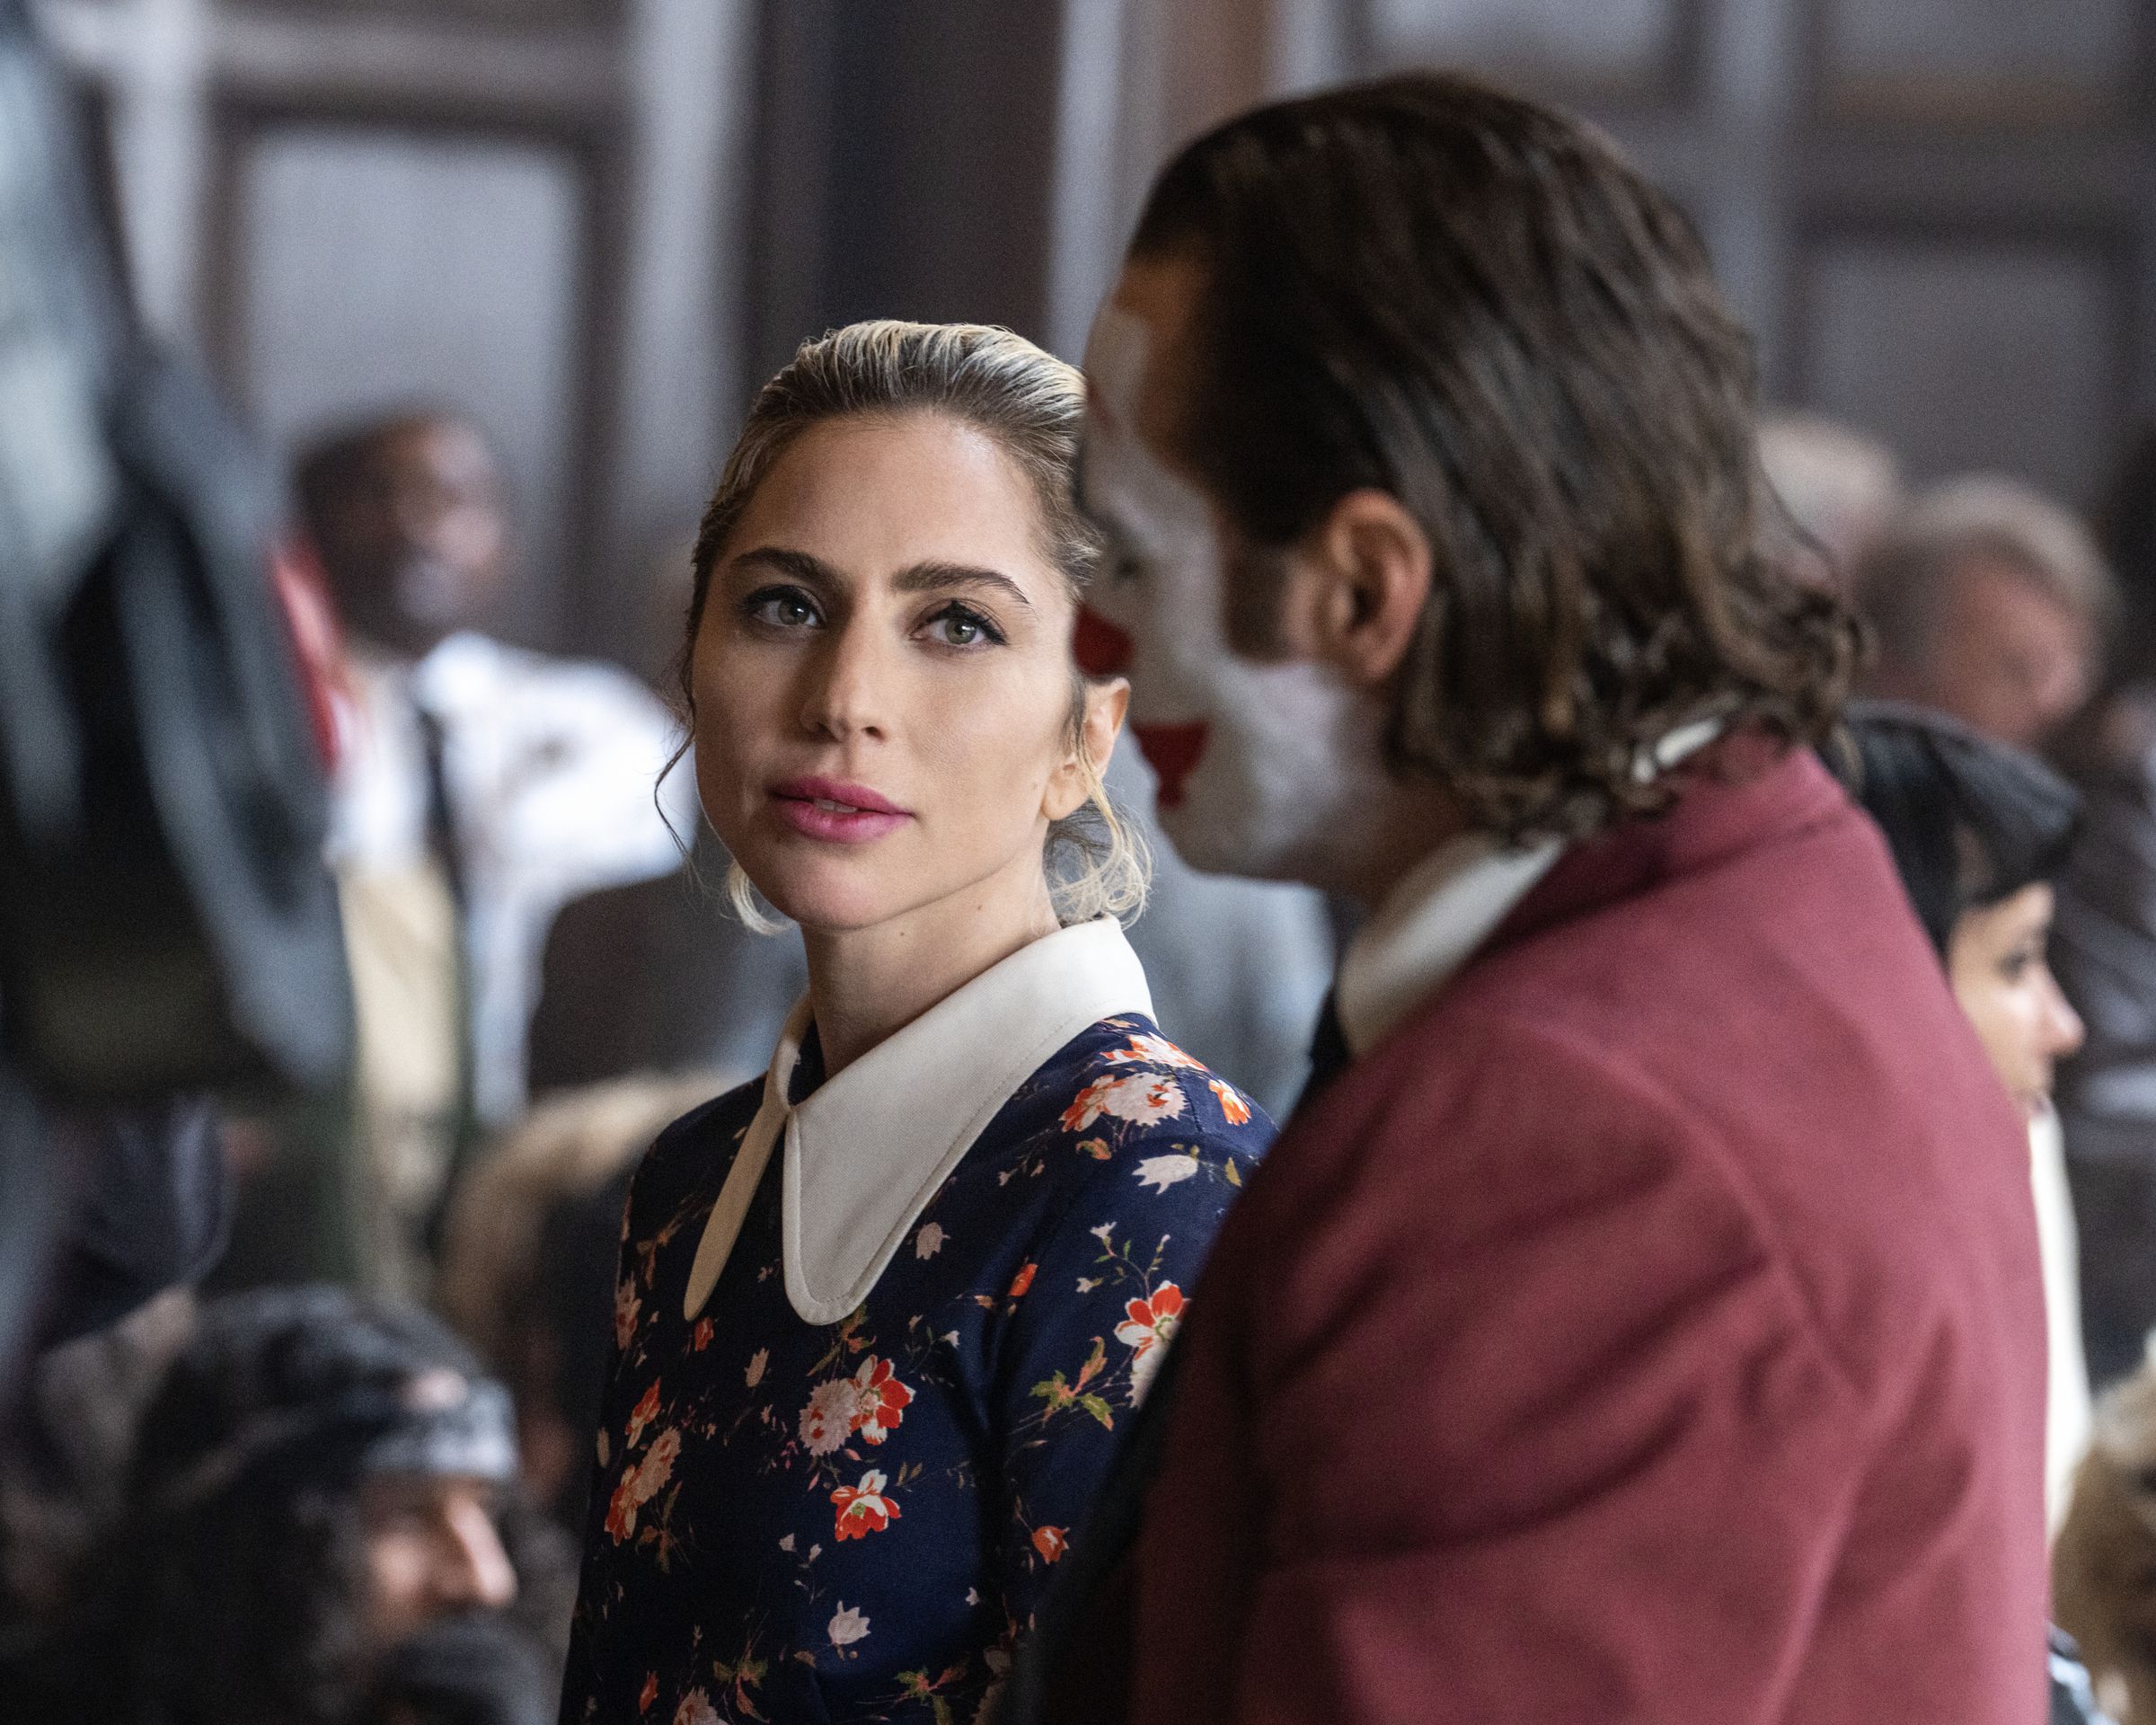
[
  {"xmin": 1105, "ymin": 1031, "xmax": 1206, "ymax": 1071},
  {"xmin": 626, "ymin": 1379, "xmax": 661, "ymax": 1447},
  {"xmin": 638, "ymin": 1672, "xmax": 658, "ymax": 1714},
  {"xmin": 614, "ymin": 1277, "xmax": 641, "ymax": 1349},
  {"xmin": 849, "ymin": 1356, "xmax": 913, "ymax": 1445},
  {"xmin": 604, "ymin": 1427, "xmax": 681, "ymax": 1544},
  {"xmin": 830, "ymin": 1469, "xmax": 901, "ymax": 1539},
  {"xmin": 1008, "ymin": 1262, "xmax": 1038, "ymax": 1299},
  {"xmin": 692, "ymin": 1318, "xmax": 714, "ymax": 1351},
  {"xmin": 1031, "ymin": 1525, "xmax": 1069, "ymax": 1564},
  {"xmin": 1061, "ymin": 1072, "xmax": 1188, "ymax": 1134},
  {"xmin": 1115, "ymin": 1282, "xmax": 1187, "ymax": 1405},
  {"xmin": 799, "ymin": 1377, "xmax": 862, "ymax": 1457},
  {"xmin": 1207, "ymin": 1078, "xmax": 1252, "ymax": 1126}
]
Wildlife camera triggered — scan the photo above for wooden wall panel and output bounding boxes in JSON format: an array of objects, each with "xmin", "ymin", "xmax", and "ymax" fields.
[
  {"xmin": 1793, "ymin": 227, "xmax": 2131, "ymax": 500},
  {"xmin": 223, "ymin": 0, "xmax": 618, "ymax": 23},
  {"xmin": 1816, "ymin": 0, "xmax": 2139, "ymax": 120},
  {"xmin": 226, "ymin": 124, "xmax": 588, "ymax": 639},
  {"xmin": 1360, "ymin": 0, "xmax": 1700, "ymax": 100}
]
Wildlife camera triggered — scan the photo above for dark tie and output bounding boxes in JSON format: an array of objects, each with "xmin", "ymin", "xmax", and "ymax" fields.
[
  {"xmin": 1295, "ymin": 990, "xmax": 1354, "ymax": 1118},
  {"xmin": 412, "ymin": 699, "xmax": 465, "ymax": 910}
]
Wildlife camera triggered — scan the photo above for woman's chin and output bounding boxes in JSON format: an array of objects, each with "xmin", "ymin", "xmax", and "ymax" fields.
[{"xmin": 747, "ymin": 862, "xmax": 914, "ymax": 935}]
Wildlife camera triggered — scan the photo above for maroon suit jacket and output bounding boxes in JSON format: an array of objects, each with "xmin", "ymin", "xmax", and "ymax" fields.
[{"xmin": 1131, "ymin": 747, "xmax": 2047, "ymax": 1723}]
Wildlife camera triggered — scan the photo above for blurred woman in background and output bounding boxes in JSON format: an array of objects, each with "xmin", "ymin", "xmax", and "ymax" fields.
[
  {"xmin": 1838, "ymin": 700, "xmax": 2088, "ymax": 1514},
  {"xmin": 1836, "ymin": 702, "xmax": 2105, "ymax": 1724},
  {"xmin": 560, "ymin": 322, "xmax": 1270, "ymax": 1725}
]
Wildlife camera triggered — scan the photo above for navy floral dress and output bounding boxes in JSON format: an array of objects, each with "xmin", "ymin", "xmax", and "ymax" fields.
[{"xmin": 561, "ymin": 1016, "xmax": 1271, "ymax": 1725}]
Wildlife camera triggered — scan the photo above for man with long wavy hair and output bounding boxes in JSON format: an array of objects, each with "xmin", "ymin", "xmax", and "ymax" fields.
[{"xmin": 1027, "ymin": 73, "xmax": 2048, "ymax": 1724}]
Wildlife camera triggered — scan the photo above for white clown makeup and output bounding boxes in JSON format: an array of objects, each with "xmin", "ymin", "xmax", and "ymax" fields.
[{"xmin": 1076, "ymin": 301, "xmax": 1392, "ymax": 883}]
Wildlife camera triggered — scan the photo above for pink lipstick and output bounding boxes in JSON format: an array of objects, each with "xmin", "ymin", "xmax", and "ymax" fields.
[{"xmin": 768, "ymin": 776, "xmax": 912, "ymax": 844}]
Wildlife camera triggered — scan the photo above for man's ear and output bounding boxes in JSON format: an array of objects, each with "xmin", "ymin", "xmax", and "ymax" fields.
[
  {"xmin": 1279, "ymin": 488, "xmax": 1433, "ymax": 687},
  {"xmin": 1044, "ymin": 677, "xmax": 1129, "ymax": 822}
]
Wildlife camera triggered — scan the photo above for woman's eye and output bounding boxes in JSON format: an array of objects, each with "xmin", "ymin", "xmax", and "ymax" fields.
[
  {"xmin": 922, "ymin": 603, "xmax": 1003, "ymax": 649},
  {"xmin": 745, "ymin": 588, "xmax": 820, "ymax": 629}
]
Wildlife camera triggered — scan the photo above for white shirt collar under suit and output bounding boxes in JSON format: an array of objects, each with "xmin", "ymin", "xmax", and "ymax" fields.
[
  {"xmin": 1334, "ymin": 718, "xmax": 1725, "ymax": 1057},
  {"xmin": 1334, "ymin": 836, "xmax": 1562, "ymax": 1057},
  {"xmin": 684, "ymin": 918, "xmax": 1154, "ymax": 1326}
]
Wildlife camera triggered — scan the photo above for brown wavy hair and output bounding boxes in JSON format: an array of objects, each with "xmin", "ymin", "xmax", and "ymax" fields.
[{"xmin": 1129, "ymin": 73, "xmax": 1860, "ymax": 842}]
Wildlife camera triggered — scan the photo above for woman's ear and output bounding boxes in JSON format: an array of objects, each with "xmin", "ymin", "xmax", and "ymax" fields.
[
  {"xmin": 1277, "ymin": 488, "xmax": 1433, "ymax": 687},
  {"xmin": 1044, "ymin": 677, "xmax": 1129, "ymax": 822}
]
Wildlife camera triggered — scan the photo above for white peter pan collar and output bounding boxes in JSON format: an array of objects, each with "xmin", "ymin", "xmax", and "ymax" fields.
[
  {"xmin": 1335, "ymin": 718, "xmax": 1725, "ymax": 1056},
  {"xmin": 684, "ymin": 918, "xmax": 1154, "ymax": 1326}
]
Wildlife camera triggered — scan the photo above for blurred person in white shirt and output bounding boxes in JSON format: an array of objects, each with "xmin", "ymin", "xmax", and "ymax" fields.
[{"xmin": 290, "ymin": 411, "xmax": 687, "ymax": 1287}]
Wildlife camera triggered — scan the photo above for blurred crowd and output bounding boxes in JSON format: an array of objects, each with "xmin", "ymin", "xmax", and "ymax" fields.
[
  {"xmin": 0, "ymin": 399, "xmax": 1334, "ymax": 1725},
  {"xmin": 9, "ymin": 391, "xmax": 2156, "ymax": 1720}
]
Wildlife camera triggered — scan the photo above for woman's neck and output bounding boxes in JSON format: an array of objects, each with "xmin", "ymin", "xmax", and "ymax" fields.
[{"xmin": 800, "ymin": 852, "xmax": 1065, "ymax": 1075}]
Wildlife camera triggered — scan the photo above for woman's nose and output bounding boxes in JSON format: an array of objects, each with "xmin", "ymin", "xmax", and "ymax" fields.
[
  {"xmin": 437, "ymin": 1494, "xmax": 519, "ymax": 1612},
  {"xmin": 799, "ymin": 624, "xmax": 889, "ymax": 740},
  {"xmin": 2042, "ymin": 974, "xmax": 2086, "ymax": 1059}
]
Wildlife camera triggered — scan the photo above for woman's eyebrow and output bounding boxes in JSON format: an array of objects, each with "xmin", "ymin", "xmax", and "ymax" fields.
[
  {"xmin": 893, "ymin": 562, "xmax": 1036, "ymax": 610},
  {"xmin": 730, "ymin": 545, "xmax": 840, "ymax": 586}
]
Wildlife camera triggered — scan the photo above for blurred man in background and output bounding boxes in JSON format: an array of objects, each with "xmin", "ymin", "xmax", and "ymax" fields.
[
  {"xmin": 1758, "ymin": 410, "xmax": 1902, "ymax": 595},
  {"xmin": 273, "ymin": 410, "xmax": 688, "ymax": 1296},
  {"xmin": 4, "ymin": 1286, "xmax": 573, "ymax": 1725},
  {"xmin": 1860, "ymin": 475, "xmax": 2115, "ymax": 754}
]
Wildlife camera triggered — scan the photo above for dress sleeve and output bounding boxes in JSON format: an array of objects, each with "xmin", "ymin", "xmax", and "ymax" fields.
[{"xmin": 991, "ymin": 1074, "xmax": 1264, "ymax": 1641}]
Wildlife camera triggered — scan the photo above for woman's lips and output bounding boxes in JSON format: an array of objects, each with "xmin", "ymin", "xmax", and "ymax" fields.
[
  {"xmin": 1131, "ymin": 722, "xmax": 1209, "ymax": 809},
  {"xmin": 768, "ymin": 776, "xmax": 912, "ymax": 844}
]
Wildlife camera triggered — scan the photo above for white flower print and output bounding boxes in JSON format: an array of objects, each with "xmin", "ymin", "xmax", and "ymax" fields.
[
  {"xmin": 915, "ymin": 1221, "xmax": 947, "ymax": 1259},
  {"xmin": 800, "ymin": 1377, "xmax": 862, "ymax": 1456},
  {"xmin": 1062, "ymin": 1071, "xmax": 1189, "ymax": 1133},
  {"xmin": 828, "ymin": 1603, "xmax": 870, "ymax": 1646},
  {"xmin": 778, "ymin": 1533, "xmax": 795, "ymax": 1552},
  {"xmin": 673, "ymin": 1691, "xmax": 719, "ymax": 1725},
  {"xmin": 1090, "ymin": 1222, "xmax": 1116, "ymax": 1244},
  {"xmin": 1105, "ymin": 1031, "xmax": 1206, "ymax": 1071},
  {"xmin": 745, "ymin": 1348, "xmax": 768, "ymax": 1388},
  {"xmin": 1134, "ymin": 1154, "xmax": 1199, "ymax": 1194},
  {"xmin": 613, "ymin": 1277, "xmax": 641, "ymax": 1349},
  {"xmin": 1129, "ymin": 1341, "xmax": 1169, "ymax": 1404}
]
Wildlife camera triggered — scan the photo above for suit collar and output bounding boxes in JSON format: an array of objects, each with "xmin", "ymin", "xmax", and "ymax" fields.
[
  {"xmin": 1487, "ymin": 736, "xmax": 1849, "ymax": 959},
  {"xmin": 684, "ymin": 918, "xmax": 1154, "ymax": 1326},
  {"xmin": 1336, "ymin": 719, "xmax": 1731, "ymax": 1055}
]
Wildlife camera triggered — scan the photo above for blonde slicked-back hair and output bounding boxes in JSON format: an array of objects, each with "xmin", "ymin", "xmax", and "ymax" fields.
[{"xmin": 678, "ymin": 320, "xmax": 1148, "ymax": 931}]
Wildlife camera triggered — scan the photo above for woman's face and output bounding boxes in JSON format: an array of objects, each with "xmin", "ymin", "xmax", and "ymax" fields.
[
  {"xmin": 1946, "ymin": 881, "xmax": 2086, "ymax": 1116},
  {"xmin": 692, "ymin": 412, "xmax": 1115, "ymax": 934}
]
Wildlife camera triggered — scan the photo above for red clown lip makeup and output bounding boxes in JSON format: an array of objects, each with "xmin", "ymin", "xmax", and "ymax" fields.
[
  {"xmin": 1074, "ymin": 606, "xmax": 1135, "ymax": 678},
  {"xmin": 1131, "ymin": 722, "xmax": 1209, "ymax": 809},
  {"xmin": 769, "ymin": 776, "xmax": 912, "ymax": 843}
]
